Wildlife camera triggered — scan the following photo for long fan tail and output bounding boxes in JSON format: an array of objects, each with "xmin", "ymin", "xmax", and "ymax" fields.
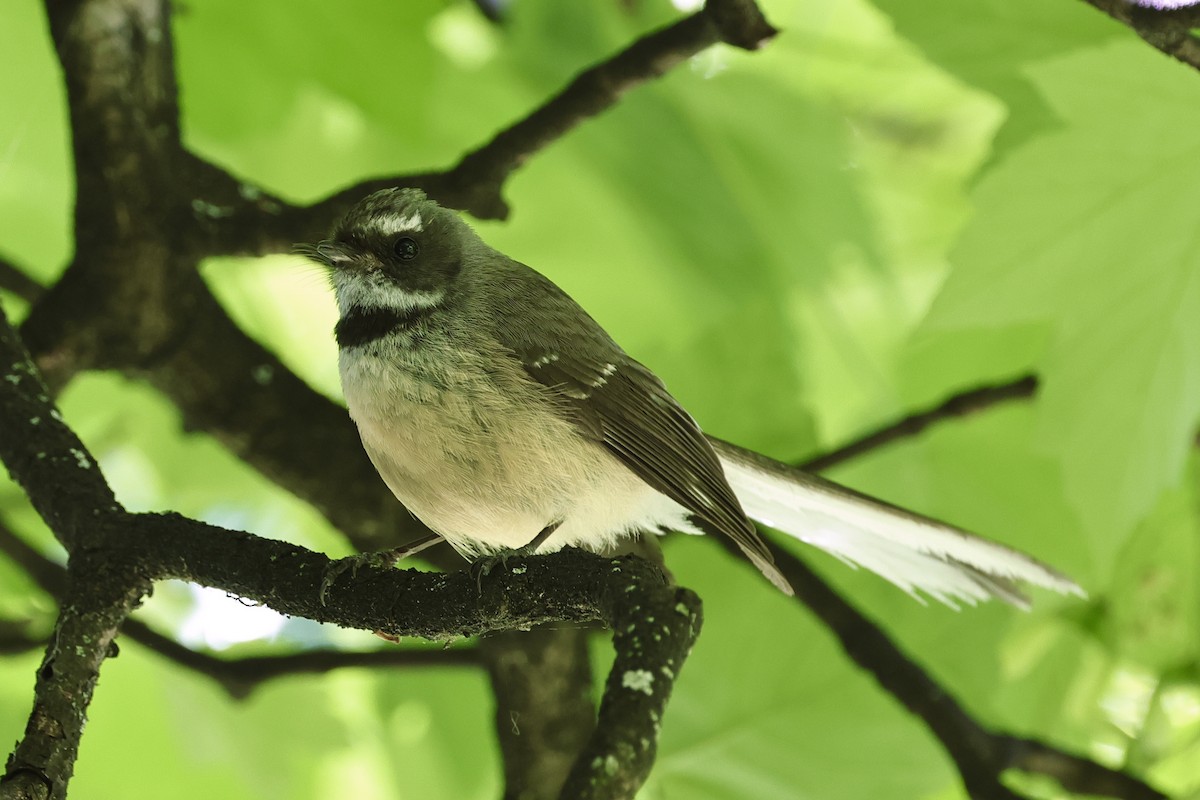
[{"xmin": 710, "ymin": 438, "xmax": 1084, "ymax": 608}]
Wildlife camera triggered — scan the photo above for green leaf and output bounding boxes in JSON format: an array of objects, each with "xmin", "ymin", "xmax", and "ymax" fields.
[
  {"xmin": 0, "ymin": 0, "xmax": 72, "ymax": 280},
  {"xmin": 175, "ymin": 0, "xmax": 450, "ymax": 199},
  {"xmin": 869, "ymin": 0, "xmax": 1119, "ymax": 157},
  {"xmin": 1098, "ymin": 457, "xmax": 1200, "ymax": 671},
  {"xmin": 921, "ymin": 40, "xmax": 1200, "ymax": 571}
]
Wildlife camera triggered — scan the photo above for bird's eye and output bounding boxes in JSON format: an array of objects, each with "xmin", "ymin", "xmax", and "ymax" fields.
[{"xmin": 393, "ymin": 236, "xmax": 420, "ymax": 261}]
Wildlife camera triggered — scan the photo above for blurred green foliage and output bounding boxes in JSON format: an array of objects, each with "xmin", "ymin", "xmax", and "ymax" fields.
[{"xmin": 2, "ymin": 0, "xmax": 1198, "ymax": 798}]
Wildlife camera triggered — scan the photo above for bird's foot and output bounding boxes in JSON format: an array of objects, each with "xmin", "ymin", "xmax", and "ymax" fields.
[
  {"xmin": 469, "ymin": 522, "xmax": 561, "ymax": 591},
  {"xmin": 469, "ymin": 544, "xmax": 533, "ymax": 585},
  {"xmin": 319, "ymin": 533, "xmax": 443, "ymax": 605}
]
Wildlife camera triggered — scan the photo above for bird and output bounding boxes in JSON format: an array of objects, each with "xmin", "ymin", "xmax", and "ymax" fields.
[{"xmin": 299, "ymin": 187, "xmax": 1082, "ymax": 608}]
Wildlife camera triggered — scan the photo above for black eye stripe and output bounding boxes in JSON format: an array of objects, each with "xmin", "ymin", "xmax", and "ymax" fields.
[{"xmin": 393, "ymin": 236, "xmax": 420, "ymax": 260}]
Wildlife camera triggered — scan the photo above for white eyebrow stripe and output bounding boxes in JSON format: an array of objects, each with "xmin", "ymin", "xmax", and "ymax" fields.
[{"xmin": 376, "ymin": 210, "xmax": 423, "ymax": 236}]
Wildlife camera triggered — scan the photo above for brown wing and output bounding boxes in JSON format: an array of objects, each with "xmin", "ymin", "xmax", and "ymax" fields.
[
  {"xmin": 516, "ymin": 344, "xmax": 786, "ymax": 589},
  {"xmin": 485, "ymin": 260, "xmax": 790, "ymax": 593}
]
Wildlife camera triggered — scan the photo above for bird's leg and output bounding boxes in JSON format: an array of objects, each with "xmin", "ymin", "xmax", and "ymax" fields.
[
  {"xmin": 520, "ymin": 520, "xmax": 563, "ymax": 553},
  {"xmin": 471, "ymin": 521, "xmax": 562, "ymax": 587},
  {"xmin": 320, "ymin": 532, "xmax": 444, "ymax": 604},
  {"xmin": 383, "ymin": 532, "xmax": 446, "ymax": 561}
]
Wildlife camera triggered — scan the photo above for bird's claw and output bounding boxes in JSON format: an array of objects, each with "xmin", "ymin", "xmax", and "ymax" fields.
[
  {"xmin": 320, "ymin": 550, "xmax": 397, "ymax": 605},
  {"xmin": 470, "ymin": 544, "xmax": 539, "ymax": 592},
  {"xmin": 318, "ymin": 534, "xmax": 444, "ymax": 605}
]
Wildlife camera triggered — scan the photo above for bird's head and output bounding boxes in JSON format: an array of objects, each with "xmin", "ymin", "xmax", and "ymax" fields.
[{"xmin": 298, "ymin": 187, "xmax": 471, "ymax": 315}]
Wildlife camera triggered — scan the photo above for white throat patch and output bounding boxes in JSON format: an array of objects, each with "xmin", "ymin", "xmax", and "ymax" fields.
[{"xmin": 332, "ymin": 271, "xmax": 445, "ymax": 317}]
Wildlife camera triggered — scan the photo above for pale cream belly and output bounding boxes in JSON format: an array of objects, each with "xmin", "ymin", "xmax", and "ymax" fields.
[{"xmin": 341, "ymin": 349, "xmax": 693, "ymax": 557}]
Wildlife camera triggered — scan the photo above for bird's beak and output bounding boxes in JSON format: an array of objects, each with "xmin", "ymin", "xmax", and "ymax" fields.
[{"xmin": 292, "ymin": 240, "xmax": 352, "ymax": 269}]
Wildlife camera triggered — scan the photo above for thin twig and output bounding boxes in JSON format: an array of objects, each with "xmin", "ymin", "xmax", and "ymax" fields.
[
  {"xmin": 798, "ymin": 375, "xmax": 1038, "ymax": 472},
  {"xmin": 437, "ymin": 0, "xmax": 777, "ymax": 218},
  {"xmin": 120, "ymin": 618, "xmax": 479, "ymax": 699},
  {"xmin": 185, "ymin": 0, "xmax": 778, "ymax": 255}
]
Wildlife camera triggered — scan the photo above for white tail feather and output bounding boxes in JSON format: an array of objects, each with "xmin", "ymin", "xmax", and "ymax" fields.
[{"xmin": 710, "ymin": 439, "xmax": 1084, "ymax": 609}]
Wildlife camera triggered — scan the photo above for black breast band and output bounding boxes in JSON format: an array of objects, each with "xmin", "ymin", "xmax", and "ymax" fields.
[{"xmin": 335, "ymin": 305, "xmax": 435, "ymax": 348}]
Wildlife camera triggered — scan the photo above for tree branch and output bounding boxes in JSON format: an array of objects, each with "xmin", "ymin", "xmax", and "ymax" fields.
[
  {"xmin": 1, "ymin": 304, "xmax": 700, "ymax": 800},
  {"xmin": 436, "ymin": 0, "xmax": 777, "ymax": 219},
  {"xmin": 1, "ymin": 550, "xmax": 146, "ymax": 800},
  {"xmin": 481, "ymin": 628, "xmax": 597, "ymax": 799},
  {"xmin": 0, "ymin": 294, "xmax": 144, "ymax": 799},
  {"xmin": 140, "ymin": 515, "xmax": 700, "ymax": 800},
  {"xmin": 21, "ymin": 0, "xmax": 198, "ymax": 392},
  {"xmin": 1001, "ymin": 734, "xmax": 1168, "ymax": 800},
  {"xmin": 183, "ymin": 0, "xmax": 779, "ymax": 258},
  {"xmin": 0, "ymin": 256, "xmax": 42, "ymax": 304},
  {"xmin": 0, "ymin": 319, "xmax": 116, "ymax": 555},
  {"xmin": 0, "ymin": 517, "xmax": 478, "ymax": 700},
  {"xmin": 1078, "ymin": 0, "xmax": 1200, "ymax": 71}
]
